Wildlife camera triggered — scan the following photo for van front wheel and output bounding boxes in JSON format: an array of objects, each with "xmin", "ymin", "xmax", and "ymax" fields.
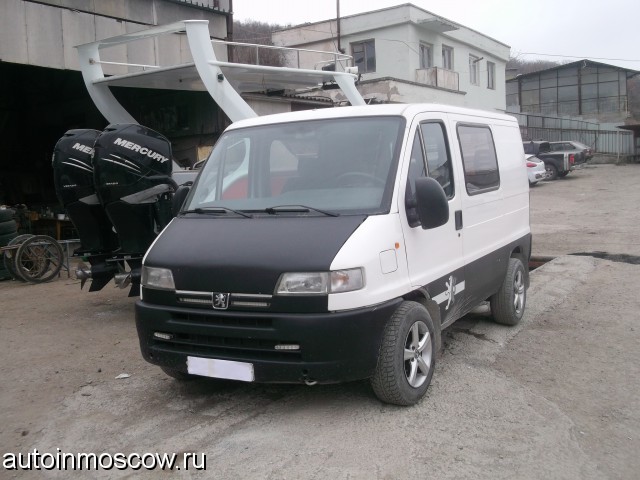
[
  {"xmin": 371, "ymin": 301, "xmax": 435, "ymax": 406},
  {"xmin": 490, "ymin": 257, "xmax": 527, "ymax": 326}
]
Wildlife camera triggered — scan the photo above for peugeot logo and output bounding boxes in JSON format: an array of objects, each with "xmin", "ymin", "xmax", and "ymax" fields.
[{"xmin": 213, "ymin": 293, "xmax": 230, "ymax": 310}]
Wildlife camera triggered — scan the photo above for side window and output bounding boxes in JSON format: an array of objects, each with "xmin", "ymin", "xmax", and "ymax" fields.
[
  {"xmin": 457, "ymin": 124, "xmax": 500, "ymax": 195},
  {"xmin": 220, "ymin": 138, "xmax": 251, "ymax": 200},
  {"xmin": 192, "ymin": 137, "xmax": 250, "ymax": 204},
  {"xmin": 405, "ymin": 131, "xmax": 427, "ymax": 227},
  {"xmin": 420, "ymin": 122, "xmax": 454, "ymax": 198}
]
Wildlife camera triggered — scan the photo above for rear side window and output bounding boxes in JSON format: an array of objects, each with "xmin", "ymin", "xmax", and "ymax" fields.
[
  {"xmin": 523, "ymin": 142, "xmax": 534, "ymax": 154},
  {"xmin": 550, "ymin": 143, "xmax": 566, "ymax": 152},
  {"xmin": 457, "ymin": 124, "xmax": 500, "ymax": 195}
]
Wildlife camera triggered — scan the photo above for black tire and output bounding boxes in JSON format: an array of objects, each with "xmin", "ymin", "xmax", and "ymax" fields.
[
  {"xmin": 371, "ymin": 301, "xmax": 436, "ymax": 406},
  {"xmin": 0, "ymin": 209, "xmax": 14, "ymax": 222},
  {"xmin": 3, "ymin": 234, "xmax": 34, "ymax": 280},
  {"xmin": 15, "ymin": 235, "xmax": 64, "ymax": 283},
  {"xmin": 545, "ymin": 164, "xmax": 558, "ymax": 181},
  {"xmin": 0, "ymin": 231, "xmax": 18, "ymax": 247},
  {"xmin": 557, "ymin": 171, "xmax": 569, "ymax": 178},
  {"xmin": 490, "ymin": 257, "xmax": 527, "ymax": 326},
  {"xmin": 161, "ymin": 366, "xmax": 197, "ymax": 381},
  {"xmin": 0, "ymin": 220, "xmax": 17, "ymax": 235}
]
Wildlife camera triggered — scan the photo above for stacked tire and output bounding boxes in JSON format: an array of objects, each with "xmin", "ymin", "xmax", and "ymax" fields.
[{"xmin": 0, "ymin": 209, "xmax": 19, "ymax": 280}]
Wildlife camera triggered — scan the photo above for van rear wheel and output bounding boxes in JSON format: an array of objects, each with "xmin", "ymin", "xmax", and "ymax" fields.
[
  {"xmin": 490, "ymin": 257, "xmax": 526, "ymax": 326},
  {"xmin": 371, "ymin": 301, "xmax": 435, "ymax": 406}
]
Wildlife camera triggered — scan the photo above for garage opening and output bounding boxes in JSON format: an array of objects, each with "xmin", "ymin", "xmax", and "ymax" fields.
[{"xmin": 0, "ymin": 61, "xmax": 223, "ymax": 237}]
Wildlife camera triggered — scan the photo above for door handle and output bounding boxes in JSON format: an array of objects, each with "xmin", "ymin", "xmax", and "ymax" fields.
[{"xmin": 455, "ymin": 210, "xmax": 463, "ymax": 230}]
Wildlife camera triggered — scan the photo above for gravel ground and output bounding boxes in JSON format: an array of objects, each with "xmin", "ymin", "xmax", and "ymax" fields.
[{"xmin": 1, "ymin": 163, "xmax": 639, "ymax": 479}]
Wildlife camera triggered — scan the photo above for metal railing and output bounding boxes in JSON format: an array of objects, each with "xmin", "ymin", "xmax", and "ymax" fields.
[
  {"xmin": 213, "ymin": 39, "xmax": 353, "ymax": 71},
  {"xmin": 519, "ymin": 127, "xmax": 633, "ymax": 155},
  {"xmin": 89, "ymin": 34, "xmax": 353, "ymax": 72},
  {"xmin": 512, "ymin": 111, "xmax": 634, "ymax": 156}
]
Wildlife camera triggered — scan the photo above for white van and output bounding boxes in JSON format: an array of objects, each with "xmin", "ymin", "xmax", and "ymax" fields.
[{"xmin": 136, "ymin": 103, "xmax": 530, "ymax": 405}]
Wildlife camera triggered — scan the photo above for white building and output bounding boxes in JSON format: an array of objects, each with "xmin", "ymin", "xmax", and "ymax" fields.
[{"xmin": 272, "ymin": 3, "xmax": 510, "ymax": 112}]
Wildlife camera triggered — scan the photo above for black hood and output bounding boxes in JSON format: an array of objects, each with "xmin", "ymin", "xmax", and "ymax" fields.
[{"xmin": 145, "ymin": 215, "xmax": 366, "ymax": 294}]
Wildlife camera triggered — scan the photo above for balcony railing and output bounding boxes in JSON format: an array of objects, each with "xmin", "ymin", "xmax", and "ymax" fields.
[{"xmin": 415, "ymin": 67, "xmax": 459, "ymax": 91}]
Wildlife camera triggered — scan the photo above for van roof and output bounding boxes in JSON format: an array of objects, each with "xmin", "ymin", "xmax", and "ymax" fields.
[{"xmin": 227, "ymin": 103, "xmax": 518, "ymax": 130}]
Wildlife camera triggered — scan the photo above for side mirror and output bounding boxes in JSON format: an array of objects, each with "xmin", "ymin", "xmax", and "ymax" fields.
[
  {"xmin": 172, "ymin": 185, "xmax": 191, "ymax": 216},
  {"xmin": 414, "ymin": 177, "xmax": 449, "ymax": 230}
]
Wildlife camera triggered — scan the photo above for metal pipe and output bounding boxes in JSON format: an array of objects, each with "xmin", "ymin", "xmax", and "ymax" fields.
[
  {"xmin": 89, "ymin": 59, "xmax": 160, "ymax": 70},
  {"xmin": 336, "ymin": 0, "xmax": 342, "ymax": 54}
]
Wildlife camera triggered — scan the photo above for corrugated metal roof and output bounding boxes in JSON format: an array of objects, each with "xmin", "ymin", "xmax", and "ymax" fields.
[{"xmin": 507, "ymin": 59, "xmax": 639, "ymax": 83}]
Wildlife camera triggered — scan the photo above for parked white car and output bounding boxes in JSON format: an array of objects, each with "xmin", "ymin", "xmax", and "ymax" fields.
[{"xmin": 526, "ymin": 154, "xmax": 547, "ymax": 186}]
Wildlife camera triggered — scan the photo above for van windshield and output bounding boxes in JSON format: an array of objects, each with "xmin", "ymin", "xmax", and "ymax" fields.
[{"xmin": 184, "ymin": 116, "xmax": 404, "ymax": 215}]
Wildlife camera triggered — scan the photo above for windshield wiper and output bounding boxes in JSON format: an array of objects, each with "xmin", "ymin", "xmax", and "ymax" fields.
[
  {"xmin": 180, "ymin": 207, "xmax": 252, "ymax": 218},
  {"xmin": 263, "ymin": 205, "xmax": 339, "ymax": 217}
]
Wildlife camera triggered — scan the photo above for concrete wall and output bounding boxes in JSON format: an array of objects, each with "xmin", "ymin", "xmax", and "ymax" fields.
[
  {"xmin": 244, "ymin": 97, "xmax": 293, "ymax": 116},
  {"xmin": 0, "ymin": 0, "xmax": 230, "ymax": 73}
]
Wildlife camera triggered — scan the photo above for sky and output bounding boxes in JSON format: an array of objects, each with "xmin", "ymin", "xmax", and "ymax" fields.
[{"xmin": 232, "ymin": 0, "xmax": 640, "ymax": 71}]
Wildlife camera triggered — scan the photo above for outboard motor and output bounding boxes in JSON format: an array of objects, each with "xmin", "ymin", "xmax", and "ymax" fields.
[
  {"xmin": 93, "ymin": 124, "xmax": 176, "ymax": 295},
  {"xmin": 52, "ymin": 129, "xmax": 121, "ymax": 292},
  {"xmin": 53, "ymin": 129, "xmax": 119, "ymax": 252}
]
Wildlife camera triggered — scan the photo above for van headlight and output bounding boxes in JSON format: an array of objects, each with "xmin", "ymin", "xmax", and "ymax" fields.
[
  {"xmin": 141, "ymin": 266, "xmax": 175, "ymax": 290},
  {"xmin": 275, "ymin": 268, "xmax": 364, "ymax": 295}
]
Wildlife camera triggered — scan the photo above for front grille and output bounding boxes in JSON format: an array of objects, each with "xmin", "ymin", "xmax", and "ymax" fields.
[
  {"xmin": 172, "ymin": 311, "xmax": 273, "ymax": 329},
  {"xmin": 152, "ymin": 332, "xmax": 301, "ymax": 361},
  {"xmin": 176, "ymin": 290, "xmax": 272, "ymax": 310}
]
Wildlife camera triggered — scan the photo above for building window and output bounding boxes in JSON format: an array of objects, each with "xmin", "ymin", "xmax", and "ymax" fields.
[
  {"xmin": 442, "ymin": 45, "xmax": 454, "ymax": 70},
  {"xmin": 419, "ymin": 42, "xmax": 433, "ymax": 69},
  {"xmin": 487, "ymin": 61, "xmax": 495, "ymax": 89},
  {"xmin": 469, "ymin": 55, "xmax": 480, "ymax": 85},
  {"xmin": 352, "ymin": 40, "xmax": 376, "ymax": 73}
]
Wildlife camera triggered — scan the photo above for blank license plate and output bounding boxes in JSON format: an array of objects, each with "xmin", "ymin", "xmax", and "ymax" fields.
[{"xmin": 187, "ymin": 356, "xmax": 254, "ymax": 382}]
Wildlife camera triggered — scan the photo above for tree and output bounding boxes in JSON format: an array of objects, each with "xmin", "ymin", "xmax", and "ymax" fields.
[
  {"xmin": 231, "ymin": 20, "xmax": 286, "ymax": 67},
  {"xmin": 507, "ymin": 57, "xmax": 561, "ymax": 76}
]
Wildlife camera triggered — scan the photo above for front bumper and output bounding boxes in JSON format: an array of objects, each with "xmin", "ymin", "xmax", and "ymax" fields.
[{"xmin": 135, "ymin": 298, "xmax": 401, "ymax": 384}]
